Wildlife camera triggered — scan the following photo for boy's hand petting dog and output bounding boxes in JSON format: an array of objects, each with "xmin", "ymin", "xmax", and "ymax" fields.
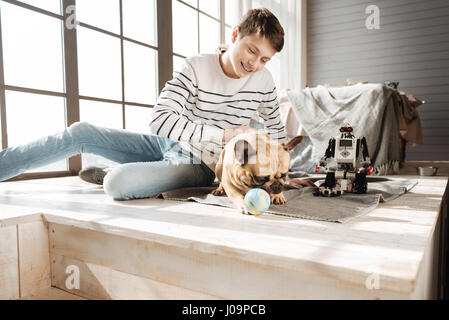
[{"xmin": 285, "ymin": 178, "xmax": 316, "ymax": 189}]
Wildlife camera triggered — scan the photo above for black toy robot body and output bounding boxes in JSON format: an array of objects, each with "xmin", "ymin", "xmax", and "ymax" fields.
[{"xmin": 314, "ymin": 123, "xmax": 373, "ymax": 197}]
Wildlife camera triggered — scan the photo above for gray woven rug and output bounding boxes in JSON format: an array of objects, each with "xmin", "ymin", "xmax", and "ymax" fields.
[{"xmin": 156, "ymin": 176, "xmax": 418, "ymax": 223}]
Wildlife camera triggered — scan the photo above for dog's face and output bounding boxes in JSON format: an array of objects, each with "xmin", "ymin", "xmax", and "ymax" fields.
[
  {"xmin": 213, "ymin": 131, "xmax": 303, "ymax": 213},
  {"xmin": 223, "ymin": 132, "xmax": 303, "ymax": 195}
]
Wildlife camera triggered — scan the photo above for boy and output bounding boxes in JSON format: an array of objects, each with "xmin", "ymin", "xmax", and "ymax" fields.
[
  {"xmin": 0, "ymin": 8, "xmax": 311, "ymax": 200},
  {"xmin": 149, "ymin": 8, "xmax": 287, "ymax": 175}
]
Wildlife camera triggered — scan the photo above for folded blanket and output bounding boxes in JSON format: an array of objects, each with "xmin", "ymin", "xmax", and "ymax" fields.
[
  {"xmin": 156, "ymin": 177, "xmax": 417, "ymax": 223},
  {"xmin": 286, "ymin": 83, "xmax": 401, "ymax": 175},
  {"xmin": 278, "ymin": 88, "xmax": 308, "ymax": 137}
]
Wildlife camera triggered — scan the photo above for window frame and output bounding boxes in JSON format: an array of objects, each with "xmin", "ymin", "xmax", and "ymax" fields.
[
  {"xmin": 0, "ymin": 0, "xmax": 229, "ymax": 181},
  {"xmin": 0, "ymin": 0, "xmax": 159, "ymax": 181},
  {"xmin": 173, "ymin": 0, "xmax": 229, "ymax": 60}
]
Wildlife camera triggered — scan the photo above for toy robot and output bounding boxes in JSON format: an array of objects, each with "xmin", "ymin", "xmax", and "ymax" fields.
[{"xmin": 313, "ymin": 123, "xmax": 374, "ymax": 197}]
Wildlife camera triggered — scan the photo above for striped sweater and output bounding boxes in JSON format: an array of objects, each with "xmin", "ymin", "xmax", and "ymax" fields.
[{"xmin": 149, "ymin": 52, "xmax": 287, "ymax": 172}]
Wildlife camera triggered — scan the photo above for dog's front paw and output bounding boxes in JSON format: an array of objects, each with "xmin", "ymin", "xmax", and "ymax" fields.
[
  {"xmin": 240, "ymin": 203, "xmax": 250, "ymax": 215},
  {"xmin": 211, "ymin": 185, "xmax": 226, "ymax": 196},
  {"xmin": 271, "ymin": 192, "xmax": 286, "ymax": 205}
]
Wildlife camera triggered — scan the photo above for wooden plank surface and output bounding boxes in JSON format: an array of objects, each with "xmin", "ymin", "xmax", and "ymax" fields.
[
  {"xmin": 0, "ymin": 225, "xmax": 19, "ymax": 299},
  {"xmin": 18, "ymin": 220, "xmax": 51, "ymax": 297},
  {"xmin": 0, "ymin": 162, "xmax": 447, "ymax": 298},
  {"xmin": 50, "ymin": 254, "xmax": 219, "ymax": 300},
  {"xmin": 19, "ymin": 286, "xmax": 86, "ymax": 300},
  {"xmin": 48, "ymin": 223, "xmax": 406, "ymax": 299}
]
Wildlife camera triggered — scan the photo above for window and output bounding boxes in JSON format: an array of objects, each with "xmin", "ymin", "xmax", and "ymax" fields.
[
  {"xmin": 77, "ymin": 26, "xmax": 122, "ymax": 101},
  {"xmin": 225, "ymin": 0, "xmax": 239, "ymax": 45},
  {"xmin": 1, "ymin": 2, "xmax": 64, "ymax": 92},
  {"xmin": 0, "ymin": 0, "xmax": 160, "ymax": 176},
  {"xmin": 0, "ymin": 0, "xmax": 66, "ymax": 173},
  {"xmin": 5, "ymin": 90, "xmax": 67, "ymax": 172},
  {"xmin": 18, "ymin": 0, "xmax": 60, "ymax": 15},
  {"xmin": 172, "ymin": 0, "xmax": 232, "ymax": 67},
  {"xmin": 75, "ymin": 0, "xmax": 158, "ymax": 168},
  {"xmin": 0, "ymin": 0, "xmax": 247, "ymax": 179}
]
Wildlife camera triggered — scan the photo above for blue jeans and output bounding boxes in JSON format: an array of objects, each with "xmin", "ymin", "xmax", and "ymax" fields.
[{"xmin": 0, "ymin": 122, "xmax": 216, "ymax": 200}]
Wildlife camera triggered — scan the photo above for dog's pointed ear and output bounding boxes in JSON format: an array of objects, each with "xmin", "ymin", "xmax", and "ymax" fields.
[
  {"xmin": 282, "ymin": 136, "xmax": 303, "ymax": 152},
  {"xmin": 234, "ymin": 139, "xmax": 256, "ymax": 165}
]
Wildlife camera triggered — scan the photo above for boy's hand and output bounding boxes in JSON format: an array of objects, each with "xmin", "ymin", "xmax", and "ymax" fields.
[
  {"xmin": 222, "ymin": 126, "xmax": 259, "ymax": 143},
  {"xmin": 285, "ymin": 179, "xmax": 316, "ymax": 189}
]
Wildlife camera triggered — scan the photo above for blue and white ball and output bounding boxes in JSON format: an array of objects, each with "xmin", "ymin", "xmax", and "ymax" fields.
[{"xmin": 244, "ymin": 188, "xmax": 271, "ymax": 215}]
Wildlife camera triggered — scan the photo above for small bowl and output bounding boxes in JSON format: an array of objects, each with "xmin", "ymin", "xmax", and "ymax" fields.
[{"xmin": 416, "ymin": 166, "xmax": 438, "ymax": 176}]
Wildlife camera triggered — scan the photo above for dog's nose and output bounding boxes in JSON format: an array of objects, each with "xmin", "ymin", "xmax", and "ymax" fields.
[{"xmin": 269, "ymin": 182, "xmax": 283, "ymax": 194}]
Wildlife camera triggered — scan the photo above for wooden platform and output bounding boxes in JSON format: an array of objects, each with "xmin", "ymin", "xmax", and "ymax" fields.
[
  {"xmin": 19, "ymin": 287, "xmax": 86, "ymax": 300},
  {"xmin": 0, "ymin": 161, "xmax": 448, "ymax": 300}
]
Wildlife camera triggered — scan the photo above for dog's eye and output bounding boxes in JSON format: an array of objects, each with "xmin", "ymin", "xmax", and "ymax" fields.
[
  {"xmin": 254, "ymin": 175, "xmax": 271, "ymax": 184},
  {"xmin": 280, "ymin": 173, "xmax": 287, "ymax": 179}
]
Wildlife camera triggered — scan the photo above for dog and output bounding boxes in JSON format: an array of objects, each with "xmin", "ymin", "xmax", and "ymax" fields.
[{"xmin": 211, "ymin": 131, "xmax": 304, "ymax": 214}]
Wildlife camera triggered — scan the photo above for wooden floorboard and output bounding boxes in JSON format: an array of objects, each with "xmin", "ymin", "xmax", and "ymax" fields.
[{"xmin": 19, "ymin": 287, "xmax": 87, "ymax": 300}]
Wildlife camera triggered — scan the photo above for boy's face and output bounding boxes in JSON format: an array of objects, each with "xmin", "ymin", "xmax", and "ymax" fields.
[{"xmin": 224, "ymin": 26, "xmax": 277, "ymax": 79}]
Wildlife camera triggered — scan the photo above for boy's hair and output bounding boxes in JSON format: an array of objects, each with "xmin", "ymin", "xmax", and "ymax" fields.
[{"xmin": 238, "ymin": 8, "xmax": 285, "ymax": 52}]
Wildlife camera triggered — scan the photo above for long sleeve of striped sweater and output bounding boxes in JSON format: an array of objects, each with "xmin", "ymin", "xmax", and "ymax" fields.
[
  {"xmin": 257, "ymin": 86, "xmax": 288, "ymax": 142},
  {"xmin": 149, "ymin": 61, "xmax": 224, "ymax": 145}
]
